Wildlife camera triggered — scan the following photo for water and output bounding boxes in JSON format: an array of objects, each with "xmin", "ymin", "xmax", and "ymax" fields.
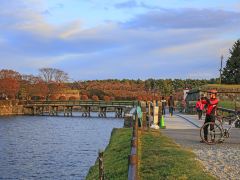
[{"xmin": 0, "ymin": 113, "xmax": 123, "ymax": 179}]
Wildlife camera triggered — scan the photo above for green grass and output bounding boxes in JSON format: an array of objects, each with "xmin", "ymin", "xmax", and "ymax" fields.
[
  {"xmin": 203, "ymin": 84, "xmax": 240, "ymax": 89},
  {"xmin": 139, "ymin": 130, "xmax": 216, "ymax": 180},
  {"xmin": 218, "ymin": 101, "xmax": 236, "ymax": 109},
  {"xmin": 86, "ymin": 128, "xmax": 132, "ymax": 180}
]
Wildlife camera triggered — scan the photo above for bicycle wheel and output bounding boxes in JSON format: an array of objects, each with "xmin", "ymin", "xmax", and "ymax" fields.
[
  {"xmin": 235, "ymin": 120, "xmax": 240, "ymax": 128},
  {"xmin": 200, "ymin": 122, "xmax": 223, "ymax": 145}
]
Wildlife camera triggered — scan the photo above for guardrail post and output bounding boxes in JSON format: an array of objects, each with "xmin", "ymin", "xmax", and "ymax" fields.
[
  {"xmin": 99, "ymin": 150, "xmax": 104, "ymax": 180},
  {"xmin": 140, "ymin": 101, "xmax": 147, "ymax": 130},
  {"xmin": 128, "ymin": 112, "xmax": 138, "ymax": 180}
]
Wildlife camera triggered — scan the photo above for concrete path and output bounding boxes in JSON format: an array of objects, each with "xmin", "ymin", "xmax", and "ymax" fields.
[
  {"xmin": 163, "ymin": 113, "xmax": 201, "ymax": 129},
  {"xmin": 161, "ymin": 113, "xmax": 240, "ymax": 180}
]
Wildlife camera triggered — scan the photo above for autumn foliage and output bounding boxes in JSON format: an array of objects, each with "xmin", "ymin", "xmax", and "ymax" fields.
[
  {"xmin": 81, "ymin": 94, "xmax": 88, "ymax": 100},
  {"xmin": 59, "ymin": 96, "xmax": 66, "ymax": 100},
  {"xmin": 92, "ymin": 95, "xmax": 99, "ymax": 101},
  {"xmin": 0, "ymin": 69, "xmax": 22, "ymax": 99},
  {"xmin": 69, "ymin": 96, "xmax": 77, "ymax": 100},
  {"xmin": 0, "ymin": 68, "xmax": 218, "ymax": 101},
  {"xmin": 103, "ymin": 95, "xmax": 111, "ymax": 102}
]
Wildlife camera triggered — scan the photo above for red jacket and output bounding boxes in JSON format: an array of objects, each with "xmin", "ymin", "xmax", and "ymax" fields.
[
  {"xmin": 196, "ymin": 101, "xmax": 204, "ymax": 110},
  {"xmin": 201, "ymin": 98, "xmax": 218, "ymax": 115}
]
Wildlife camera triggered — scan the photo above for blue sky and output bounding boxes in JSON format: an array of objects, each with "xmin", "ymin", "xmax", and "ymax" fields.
[{"xmin": 1, "ymin": 0, "xmax": 240, "ymax": 80}]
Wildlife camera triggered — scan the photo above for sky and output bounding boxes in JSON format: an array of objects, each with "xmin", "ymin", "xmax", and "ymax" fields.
[{"xmin": 1, "ymin": 0, "xmax": 240, "ymax": 80}]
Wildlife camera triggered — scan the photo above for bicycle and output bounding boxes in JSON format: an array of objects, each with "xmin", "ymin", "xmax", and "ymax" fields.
[{"xmin": 200, "ymin": 112, "xmax": 240, "ymax": 145}]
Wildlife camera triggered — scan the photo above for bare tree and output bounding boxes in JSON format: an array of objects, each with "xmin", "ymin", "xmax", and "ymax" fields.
[
  {"xmin": 39, "ymin": 68, "xmax": 55, "ymax": 83},
  {"xmin": 54, "ymin": 69, "xmax": 69, "ymax": 83},
  {"xmin": 39, "ymin": 68, "xmax": 69, "ymax": 83},
  {"xmin": 21, "ymin": 74, "xmax": 42, "ymax": 84}
]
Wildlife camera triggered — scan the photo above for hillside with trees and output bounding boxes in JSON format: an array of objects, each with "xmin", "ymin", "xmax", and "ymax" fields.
[{"xmin": 0, "ymin": 68, "xmax": 219, "ymax": 101}]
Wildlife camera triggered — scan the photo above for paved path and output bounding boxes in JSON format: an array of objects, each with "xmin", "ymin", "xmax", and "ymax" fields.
[{"xmin": 161, "ymin": 113, "xmax": 240, "ymax": 180}]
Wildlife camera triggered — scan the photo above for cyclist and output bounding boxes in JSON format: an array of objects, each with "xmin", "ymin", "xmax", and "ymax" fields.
[{"xmin": 200, "ymin": 90, "xmax": 219, "ymax": 143}]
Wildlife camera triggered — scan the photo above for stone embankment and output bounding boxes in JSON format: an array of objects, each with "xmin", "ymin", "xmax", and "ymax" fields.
[{"xmin": 0, "ymin": 100, "xmax": 24, "ymax": 116}]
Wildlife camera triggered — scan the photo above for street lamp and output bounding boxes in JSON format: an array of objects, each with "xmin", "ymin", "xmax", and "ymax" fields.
[{"xmin": 219, "ymin": 55, "xmax": 223, "ymax": 84}]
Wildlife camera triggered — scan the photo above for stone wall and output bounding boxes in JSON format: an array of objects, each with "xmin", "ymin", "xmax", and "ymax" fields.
[{"xmin": 0, "ymin": 100, "xmax": 24, "ymax": 116}]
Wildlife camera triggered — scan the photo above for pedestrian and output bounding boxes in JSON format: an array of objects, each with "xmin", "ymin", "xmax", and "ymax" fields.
[
  {"xmin": 195, "ymin": 98, "xmax": 204, "ymax": 120},
  {"xmin": 161, "ymin": 96, "xmax": 167, "ymax": 115},
  {"xmin": 168, "ymin": 95, "xmax": 175, "ymax": 116},
  {"xmin": 200, "ymin": 90, "xmax": 219, "ymax": 143},
  {"xmin": 181, "ymin": 99, "xmax": 186, "ymax": 113}
]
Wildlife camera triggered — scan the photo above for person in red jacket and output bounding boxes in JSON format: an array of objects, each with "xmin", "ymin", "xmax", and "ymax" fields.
[
  {"xmin": 201, "ymin": 90, "xmax": 219, "ymax": 142},
  {"xmin": 195, "ymin": 98, "xmax": 204, "ymax": 120}
]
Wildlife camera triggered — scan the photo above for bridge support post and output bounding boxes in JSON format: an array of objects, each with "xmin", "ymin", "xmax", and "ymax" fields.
[
  {"xmin": 64, "ymin": 106, "xmax": 73, "ymax": 117},
  {"xmin": 33, "ymin": 106, "xmax": 37, "ymax": 115},
  {"xmin": 115, "ymin": 107, "xmax": 123, "ymax": 118},
  {"xmin": 98, "ymin": 107, "xmax": 107, "ymax": 118},
  {"xmin": 82, "ymin": 106, "xmax": 91, "ymax": 117},
  {"xmin": 49, "ymin": 106, "xmax": 58, "ymax": 116},
  {"xmin": 40, "ymin": 106, "xmax": 44, "ymax": 115}
]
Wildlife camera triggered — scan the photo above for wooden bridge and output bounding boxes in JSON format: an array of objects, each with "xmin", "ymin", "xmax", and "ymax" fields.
[{"xmin": 24, "ymin": 100, "xmax": 138, "ymax": 118}]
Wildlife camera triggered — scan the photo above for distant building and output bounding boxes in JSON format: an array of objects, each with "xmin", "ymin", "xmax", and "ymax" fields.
[{"xmin": 183, "ymin": 88, "xmax": 189, "ymax": 100}]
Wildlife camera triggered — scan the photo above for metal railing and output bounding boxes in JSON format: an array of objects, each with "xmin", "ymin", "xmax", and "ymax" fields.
[{"xmin": 24, "ymin": 100, "xmax": 138, "ymax": 107}]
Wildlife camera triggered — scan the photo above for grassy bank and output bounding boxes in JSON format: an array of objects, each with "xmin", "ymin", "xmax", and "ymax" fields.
[
  {"xmin": 139, "ymin": 129, "xmax": 215, "ymax": 180},
  {"xmin": 219, "ymin": 101, "xmax": 236, "ymax": 109},
  {"xmin": 86, "ymin": 128, "xmax": 132, "ymax": 180}
]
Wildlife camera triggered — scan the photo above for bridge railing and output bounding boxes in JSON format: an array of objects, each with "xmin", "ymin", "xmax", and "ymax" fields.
[{"xmin": 25, "ymin": 100, "xmax": 138, "ymax": 107}]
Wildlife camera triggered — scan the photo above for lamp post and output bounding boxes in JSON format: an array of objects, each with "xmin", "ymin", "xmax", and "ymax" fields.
[{"xmin": 219, "ymin": 55, "xmax": 223, "ymax": 84}]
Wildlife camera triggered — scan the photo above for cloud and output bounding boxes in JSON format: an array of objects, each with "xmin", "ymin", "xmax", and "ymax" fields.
[
  {"xmin": 41, "ymin": 3, "xmax": 64, "ymax": 15},
  {"xmin": 114, "ymin": 0, "xmax": 162, "ymax": 10},
  {"xmin": 114, "ymin": 0, "xmax": 138, "ymax": 9},
  {"xmin": 0, "ymin": 1, "xmax": 239, "ymax": 79},
  {"xmin": 122, "ymin": 8, "xmax": 240, "ymax": 29}
]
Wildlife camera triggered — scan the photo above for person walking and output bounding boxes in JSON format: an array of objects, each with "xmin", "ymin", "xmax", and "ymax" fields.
[
  {"xmin": 200, "ymin": 90, "xmax": 219, "ymax": 143},
  {"xmin": 168, "ymin": 95, "xmax": 175, "ymax": 116},
  {"xmin": 161, "ymin": 96, "xmax": 167, "ymax": 115},
  {"xmin": 195, "ymin": 98, "xmax": 204, "ymax": 120}
]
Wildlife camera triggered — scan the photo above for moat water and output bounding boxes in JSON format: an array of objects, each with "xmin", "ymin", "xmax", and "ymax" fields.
[{"xmin": 0, "ymin": 113, "xmax": 123, "ymax": 179}]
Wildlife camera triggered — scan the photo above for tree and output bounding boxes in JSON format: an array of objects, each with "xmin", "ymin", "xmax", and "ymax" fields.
[
  {"xmin": 222, "ymin": 40, "xmax": 240, "ymax": 84},
  {"xmin": 92, "ymin": 95, "xmax": 99, "ymax": 101},
  {"xmin": 103, "ymin": 95, "xmax": 111, "ymax": 102},
  {"xmin": 54, "ymin": 69, "xmax": 69, "ymax": 83},
  {"xmin": 81, "ymin": 94, "xmax": 88, "ymax": 100},
  {"xmin": 69, "ymin": 96, "xmax": 77, "ymax": 100},
  {"xmin": 39, "ymin": 68, "xmax": 55, "ymax": 83},
  {"xmin": 59, "ymin": 96, "xmax": 66, "ymax": 100},
  {"xmin": 0, "ymin": 78, "xmax": 20, "ymax": 99},
  {"xmin": 0, "ymin": 69, "xmax": 21, "ymax": 80},
  {"xmin": 29, "ymin": 82, "xmax": 48, "ymax": 98},
  {"xmin": 39, "ymin": 68, "xmax": 69, "ymax": 83}
]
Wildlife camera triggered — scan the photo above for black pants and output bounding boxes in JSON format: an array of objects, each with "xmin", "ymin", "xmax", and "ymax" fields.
[
  {"xmin": 169, "ymin": 107, "xmax": 174, "ymax": 116},
  {"xmin": 162, "ymin": 107, "xmax": 165, "ymax": 115},
  {"xmin": 203, "ymin": 114, "xmax": 215, "ymax": 140},
  {"xmin": 197, "ymin": 110, "xmax": 203, "ymax": 120}
]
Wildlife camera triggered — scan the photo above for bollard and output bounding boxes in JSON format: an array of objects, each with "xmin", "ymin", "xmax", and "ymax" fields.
[
  {"xmin": 99, "ymin": 150, "xmax": 104, "ymax": 180},
  {"xmin": 160, "ymin": 115, "xmax": 166, "ymax": 129}
]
